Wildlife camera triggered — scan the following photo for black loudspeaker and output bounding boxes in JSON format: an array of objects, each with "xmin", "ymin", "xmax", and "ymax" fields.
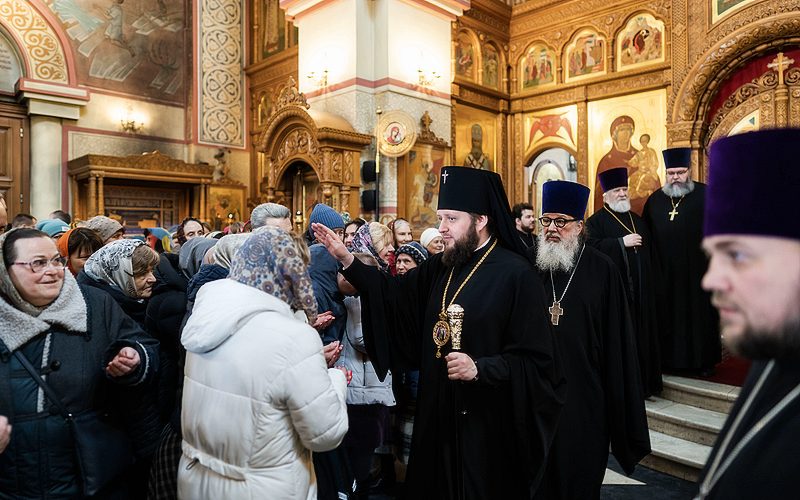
[
  {"xmin": 361, "ymin": 160, "xmax": 377, "ymax": 183},
  {"xmin": 361, "ymin": 189, "xmax": 376, "ymax": 211}
]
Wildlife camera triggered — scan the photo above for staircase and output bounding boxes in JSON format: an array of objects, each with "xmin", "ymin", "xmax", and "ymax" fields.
[{"xmin": 641, "ymin": 375, "xmax": 740, "ymax": 482}]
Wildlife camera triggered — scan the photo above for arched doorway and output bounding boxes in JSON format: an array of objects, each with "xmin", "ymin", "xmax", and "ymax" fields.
[
  {"xmin": 274, "ymin": 160, "xmax": 320, "ymax": 232},
  {"xmin": 524, "ymin": 147, "xmax": 577, "ymax": 222},
  {"xmin": 255, "ymin": 78, "xmax": 372, "ymax": 227}
]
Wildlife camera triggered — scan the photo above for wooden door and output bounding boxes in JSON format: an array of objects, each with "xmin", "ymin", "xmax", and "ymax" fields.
[{"xmin": 0, "ymin": 103, "xmax": 30, "ymax": 220}]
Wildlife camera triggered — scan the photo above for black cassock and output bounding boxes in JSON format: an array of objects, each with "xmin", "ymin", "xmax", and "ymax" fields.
[
  {"xmin": 697, "ymin": 360, "xmax": 800, "ymax": 499},
  {"xmin": 528, "ymin": 245, "xmax": 651, "ymax": 500},
  {"xmin": 643, "ymin": 184, "xmax": 720, "ymax": 371},
  {"xmin": 341, "ymin": 240, "xmax": 565, "ymax": 500},
  {"xmin": 586, "ymin": 206, "xmax": 663, "ymax": 397}
]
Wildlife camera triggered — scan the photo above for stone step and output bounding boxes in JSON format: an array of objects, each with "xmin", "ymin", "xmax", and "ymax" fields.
[
  {"xmin": 642, "ymin": 430, "xmax": 711, "ymax": 482},
  {"xmin": 661, "ymin": 375, "xmax": 740, "ymax": 413},
  {"xmin": 645, "ymin": 396, "xmax": 727, "ymax": 446}
]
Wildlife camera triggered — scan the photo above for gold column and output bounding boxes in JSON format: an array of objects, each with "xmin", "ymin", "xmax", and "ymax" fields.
[
  {"xmin": 88, "ymin": 174, "xmax": 97, "ymax": 216},
  {"xmin": 70, "ymin": 176, "xmax": 79, "ymax": 220},
  {"xmin": 199, "ymin": 182, "xmax": 207, "ymax": 221},
  {"xmin": 97, "ymin": 174, "xmax": 105, "ymax": 215}
]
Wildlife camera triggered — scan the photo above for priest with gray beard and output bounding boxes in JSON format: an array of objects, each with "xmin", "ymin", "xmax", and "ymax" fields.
[
  {"xmin": 586, "ymin": 167, "xmax": 662, "ymax": 397},
  {"xmin": 529, "ymin": 180, "xmax": 649, "ymax": 500},
  {"xmin": 643, "ymin": 148, "xmax": 720, "ymax": 375}
]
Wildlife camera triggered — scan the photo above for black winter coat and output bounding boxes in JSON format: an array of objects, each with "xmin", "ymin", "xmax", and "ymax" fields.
[{"xmin": 0, "ymin": 285, "xmax": 159, "ymax": 500}]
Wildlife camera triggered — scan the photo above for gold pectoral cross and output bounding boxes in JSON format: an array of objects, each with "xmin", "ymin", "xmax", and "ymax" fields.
[
  {"xmin": 549, "ymin": 301, "xmax": 563, "ymax": 326},
  {"xmin": 669, "ymin": 208, "xmax": 678, "ymax": 221}
]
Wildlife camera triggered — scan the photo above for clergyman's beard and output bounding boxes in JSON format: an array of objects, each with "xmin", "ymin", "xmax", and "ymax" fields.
[
  {"xmin": 724, "ymin": 289, "xmax": 800, "ymax": 360},
  {"xmin": 662, "ymin": 179, "xmax": 695, "ymax": 197},
  {"xmin": 442, "ymin": 223, "xmax": 480, "ymax": 268},
  {"xmin": 607, "ymin": 198, "xmax": 631, "ymax": 213},
  {"xmin": 535, "ymin": 231, "xmax": 582, "ymax": 273}
]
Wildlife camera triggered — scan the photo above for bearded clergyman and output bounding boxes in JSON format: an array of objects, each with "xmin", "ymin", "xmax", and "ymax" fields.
[
  {"xmin": 586, "ymin": 167, "xmax": 662, "ymax": 397},
  {"xmin": 643, "ymin": 148, "xmax": 720, "ymax": 376},
  {"xmin": 312, "ymin": 166, "xmax": 565, "ymax": 499},
  {"xmin": 529, "ymin": 179, "xmax": 650, "ymax": 500}
]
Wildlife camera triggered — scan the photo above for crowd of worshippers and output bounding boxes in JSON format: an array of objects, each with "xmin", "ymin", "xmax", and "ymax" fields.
[{"xmin": 0, "ymin": 128, "xmax": 798, "ymax": 500}]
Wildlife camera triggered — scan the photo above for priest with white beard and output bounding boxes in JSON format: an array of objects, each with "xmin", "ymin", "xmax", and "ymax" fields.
[
  {"xmin": 529, "ymin": 180, "xmax": 650, "ymax": 500},
  {"xmin": 586, "ymin": 167, "xmax": 662, "ymax": 397},
  {"xmin": 643, "ymin": 148, "xmax": 720, "ymax": 375}
]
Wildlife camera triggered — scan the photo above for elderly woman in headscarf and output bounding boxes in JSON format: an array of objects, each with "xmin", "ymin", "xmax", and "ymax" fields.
[
  {"xmin": 77, "ymin": 239, "xmax": 165, "ymax": 494},
  {"xmin": 0, "ymin": 228, "xmax": 158, "ymax": 498},
  {"xmin": 178, "ymin": 227, "xmax": 349, "ymax": 499},
  {"xmin": 339, "ymin": 223, "xmax": 396, "ymax": 493}
]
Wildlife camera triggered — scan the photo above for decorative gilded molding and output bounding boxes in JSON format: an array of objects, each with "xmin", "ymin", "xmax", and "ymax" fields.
[
  {"xmin": 586, "ymin": 69, "xmax": 669, "ymax": 99},
  {"xmin": 673, "ymin": 14, "xmax": 800, "ymax": 124},
  {"xmin": 417, "ymin": 111, "xmax": 448, "ymax": 146},
  {"xmin": 0, "ymin": 0, "xmax": 68, "ymax": 83},
  {"xmin": 68, "ymin": 151, "xmax": 214, "ymax": 177},
  {"xmin": 199, "ymin": 0, "xmax": 245, "ymax": 147}
]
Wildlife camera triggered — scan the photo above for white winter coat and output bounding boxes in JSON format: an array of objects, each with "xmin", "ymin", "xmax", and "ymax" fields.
[{"xmin": 178, "ymin": 279, "xmax": 349, "ymax": 500}]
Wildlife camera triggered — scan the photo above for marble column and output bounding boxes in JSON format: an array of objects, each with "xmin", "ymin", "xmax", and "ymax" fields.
[{"xmin": 29, "ymin": 116, "xmax": 63, "ymax": 219}]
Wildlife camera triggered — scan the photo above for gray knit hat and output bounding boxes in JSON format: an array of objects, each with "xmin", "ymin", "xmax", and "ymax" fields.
[{"xmin": 82, "ymin": 216, "xmax": 124, "ymax": 242}]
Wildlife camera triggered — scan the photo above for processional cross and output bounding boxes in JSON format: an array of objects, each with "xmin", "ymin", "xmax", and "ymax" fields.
[{"xmin": 768, "ymin": 52, "xmax": 795, "ymax": 86}]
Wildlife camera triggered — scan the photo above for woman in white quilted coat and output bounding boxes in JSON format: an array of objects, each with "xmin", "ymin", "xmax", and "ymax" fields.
[{"xmin": 178, "ymin": 227, "xmax": 349, "ymax": 499}]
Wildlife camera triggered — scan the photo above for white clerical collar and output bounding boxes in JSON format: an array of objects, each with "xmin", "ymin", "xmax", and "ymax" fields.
[{"xmin": 474, "ymin": 236, "xmax": 492, "ymax": 252}]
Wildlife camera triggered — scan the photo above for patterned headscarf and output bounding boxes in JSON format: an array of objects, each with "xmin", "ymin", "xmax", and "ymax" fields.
[
  {"xmin": 83, "ymin": 239, "xmax": 143, "ymax": 298},
  {"xmin": 228, "ymin": 227, "xmax": 317, "ymax": 322},
  {"xmin": 396, "ymin": 241, "xmax": 429, "ymax": 265},
  {"xmin": 350, "ymin": 222, "xmax": 389, "ymax": 273},
  {"xmin": 212, "ymin": 233, "xmax": 250, "ymax": 270}
]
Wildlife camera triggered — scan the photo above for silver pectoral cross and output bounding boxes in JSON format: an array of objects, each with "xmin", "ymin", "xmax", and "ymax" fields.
[
  {"xmin": 549, "ymin": 301, "xmax": 563, "ymax": 326},
  {"xmin": 669, "ymin": 208, "xmax": 678, "ymax": 221}
]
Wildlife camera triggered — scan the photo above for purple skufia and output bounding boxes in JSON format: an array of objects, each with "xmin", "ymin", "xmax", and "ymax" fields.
[
  {"xmin": 662, "ymin": 147, "xmax": 692, "ymax": 169},
  {"xmin": 542, "ymin": 180, "xmax": 590, "ymax": 220},
  {"xmin": 705, "ymin": 128, "xmax": 800, "ymax": 240},
  {"xmin": 598, "ymin": 167, "xmax": 628, "ymax": 192}
]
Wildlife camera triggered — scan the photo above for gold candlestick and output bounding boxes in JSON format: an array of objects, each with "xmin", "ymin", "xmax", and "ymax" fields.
[{"xmin": 447, "ymin": 304, "xmax": 464, "ymax": 351}]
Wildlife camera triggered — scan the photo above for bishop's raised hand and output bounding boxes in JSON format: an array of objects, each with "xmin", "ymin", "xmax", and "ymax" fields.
[{"xmin": 311, "ymin": 223, "xmax": 354, "ymax": 267}]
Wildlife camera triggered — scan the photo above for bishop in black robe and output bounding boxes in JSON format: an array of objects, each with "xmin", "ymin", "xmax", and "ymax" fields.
[
  {"xmin": 643, "ymin": 182, "xmax": 720, "ymax": 371},
  {"xmin": 530, "ymin": 243, "xmax": 651, "ymax": 500},
  {"xmin": 318, "ymin": 166, "xmax": 565, "ymax": 499},
  {"xmin": 586, "ymin": 205, "xmax": 663, "ymax": 396}
]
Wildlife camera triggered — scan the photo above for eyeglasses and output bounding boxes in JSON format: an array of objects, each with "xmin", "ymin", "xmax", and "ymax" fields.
[
  {"xmin": 11, "ymin": 256, "xmax": 68, "ymax": 273},
  {"xmin": 539, "ymin": 217, "xmax": 578, "ymax": 228}
]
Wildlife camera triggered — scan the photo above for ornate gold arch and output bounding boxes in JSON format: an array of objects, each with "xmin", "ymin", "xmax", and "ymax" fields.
[
  {"xmin": 670, "ymin": 12, "xmax": 800, "ymax": 146},
  {"xmin": 254, "ymin": 78, "xmax": 372, "ymax": 214}
]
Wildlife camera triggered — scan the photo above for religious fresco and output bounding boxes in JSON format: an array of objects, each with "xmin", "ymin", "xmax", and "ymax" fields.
[
  {"xmin": 728, "ymin": 110, "xmax": 759, "ymax": 136},
  {"xmin": 0, "ymin": 33, "xmax": 22, "ymax": 95},
  {"xmin": 520, "ymin": 43, "xmax": 556, "ymax": 90},
  {"xmin": 400, "ymin": 144, "xmax": 446, "ymax": 233},
  {"xmin": 455, "ymin": 105, "xmax": 497, "ymax": 173},
  {"xmin": 564, "ymin": 29, "xmax": 606, "ymax": 83},
  {"xmin": 587, "ymin": 89, "xmax": 667, "ymax": 215},
  {"xmin": 261, "ymin": 0, "xmax": 297, "ymax": 58},
  {"xmin": 482, "ymin": 43, "xmax": 500, "ymax": 90},
  {"xmin": 455, "ymin": 31, "xmax": 476, "ymax": 81},
  {"xmin": 524, "ymin": 105, "xmax": 578, "ymax": 155},
  {"xmin": 712, "ymin": 0, "xmax": 755, "ymax": 24},
  {"xmin": 616, "ymin": 13, "xmax": 665, "ymax": 71},
  {"xmin": 47, "ymin": 0, "xmax": 187, "ymax": 105}
]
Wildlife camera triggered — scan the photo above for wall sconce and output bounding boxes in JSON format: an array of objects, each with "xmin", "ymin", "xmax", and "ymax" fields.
[
  {"xmin": 306, "ymin": 69, "xmax": 328, "ymax": 89},
  {"xmin": 418, "ymin": 68, "xmax": 440, "ymax": 88},
  {"xmin": 119, "ymin": 106, "xmax": 144, "ymax": 134}
]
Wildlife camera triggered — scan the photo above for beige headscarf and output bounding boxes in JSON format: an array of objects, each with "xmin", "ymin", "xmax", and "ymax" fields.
[{"xmin": 212, "ymin": 233, "xmax": 250, "ymax": 270}]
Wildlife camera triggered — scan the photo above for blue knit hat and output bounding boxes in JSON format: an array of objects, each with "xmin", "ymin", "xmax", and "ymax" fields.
[
  {"xmin": 396, "ymin": 241, "xmax": 428, "ymax": 265},
  {"xmin": 541, "ymin": 180, "xmax": 590, "ymax": 220},
  {"xmin": 36, "ymin": 219, "xmax": 71, "ymax": 238},
  {"xmin": 309, "ymin": 204, "xmax": 344, "ymax": 230}
]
